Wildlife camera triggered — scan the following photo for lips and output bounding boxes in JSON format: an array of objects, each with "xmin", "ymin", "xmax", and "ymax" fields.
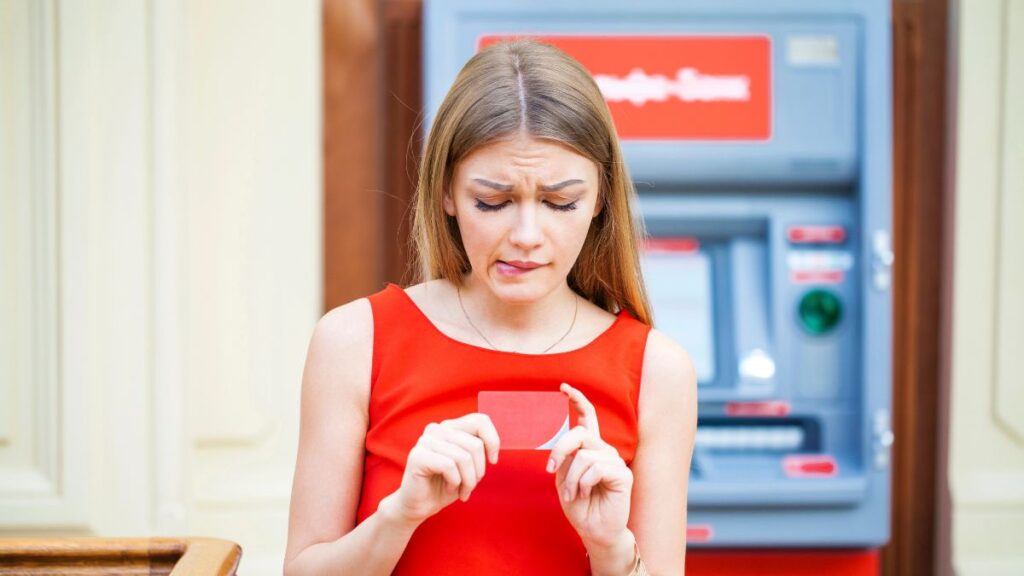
[
  {"xmin": 500, "ymin": 260, "xmax": 543, "ymax": 269},
  {"xmin": 495, "ymin": 260, "xmax": 545, "ymax": 277}
]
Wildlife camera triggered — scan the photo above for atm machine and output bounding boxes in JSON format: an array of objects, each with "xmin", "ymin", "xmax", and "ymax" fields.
[{"xmin": 424, "ymin": 1, "xmax": 893, "ymax": 573}]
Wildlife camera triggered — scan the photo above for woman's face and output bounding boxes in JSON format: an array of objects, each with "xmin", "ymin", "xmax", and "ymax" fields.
[{"xmin": 445, "ymin": 134, "xmax": 602, "ymax": 304}]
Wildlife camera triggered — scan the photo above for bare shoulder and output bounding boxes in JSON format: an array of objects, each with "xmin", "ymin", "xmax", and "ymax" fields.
[
  {"xmin": 310, "ymin": 297, "xmax": 373, "ymax": 361},
  {"xmin": 303, "ymin": 298, "xmax": 374, "ymax": 410},
  {"xmin": 399, "ymin": 276, "xmax": 448, "ymax": 311},
  {"xmin": 402, "ymin": 278, "xmax": 452, "ymax": 309},
  {"xmin": 642, "ymin": 329, "xmax": 695, "ymax": 382},
  {"xmin": 639, "ymin": 329, "xmax": 698, "ymax": 420},
  {"xmin": 403, "ymin": 277, "xmax": 449, "ymax": 296}
]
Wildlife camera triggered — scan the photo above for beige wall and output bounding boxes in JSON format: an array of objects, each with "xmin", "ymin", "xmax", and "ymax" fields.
[
  {"xmin": 949, "ymin": 0, "xmax": 1024, "ymax": 573},
  {"xmin": 0, "ymin": 1, "xmax": 320, "ymax": 573}
]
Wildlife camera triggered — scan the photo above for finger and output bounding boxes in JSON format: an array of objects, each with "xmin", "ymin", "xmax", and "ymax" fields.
[
  {"xmin": 437, "ymin": 427, "xmax": 487, "ymax": 484},
  {"xmin": 579, "ymin": 458, "xmax": 632, "ymax": 499},
  {"xmin": 446, "ymin": 414, "xmax": 501, "ymax": 465},
  {"xmin": 425, "ymin": 438, "xmax": 478, "ymax": 501},
  {"xmin": 560, "ymin": 383, "xmax": 600, "ymax": 437},
  {"xmin": 411, "ymin": 447, "xmax": 462, "ymax": 492},
  {"xmin": 561, "ymin": 449, "xmax": 599, "ymax": 501},
  {"xmin": 554, "ymin": 453, "xmax": 575, "ymax": 488},
  {"xmin": 578, "ymin": 461, "xmax": 607, "ymax": 500},
  {"xmin": 547, "ymin": 426, "xmax": 599, "ymax": 474}
]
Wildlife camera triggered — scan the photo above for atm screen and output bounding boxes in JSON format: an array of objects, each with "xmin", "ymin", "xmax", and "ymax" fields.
[{"xmin": 641, "ymin": 249, "xmax": 716, "ymax": 383}]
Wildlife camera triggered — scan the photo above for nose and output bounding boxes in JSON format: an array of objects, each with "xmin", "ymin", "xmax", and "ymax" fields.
[{"xmin": 508, "ymin": 203, "xmax": 543, "ymax": 250}]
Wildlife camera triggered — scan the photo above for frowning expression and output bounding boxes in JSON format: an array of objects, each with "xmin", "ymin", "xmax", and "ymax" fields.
[{"xmin": 444, "ymin": 135, "xmax": 602, "ymax": 303}]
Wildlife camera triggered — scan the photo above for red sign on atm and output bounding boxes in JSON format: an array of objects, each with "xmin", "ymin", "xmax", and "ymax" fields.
[{"xmin": 478, "ymin": 35, "xmax": 773, "ymax": 140}]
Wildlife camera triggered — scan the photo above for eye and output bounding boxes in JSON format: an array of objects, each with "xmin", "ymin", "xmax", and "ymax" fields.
[
  {"xmin": 545, "ymin": 200, "xmax": 578, "ymax": 212},
  {"xmin": 474, "ymin": 199, "xmax": 510, "ymax": 212}
]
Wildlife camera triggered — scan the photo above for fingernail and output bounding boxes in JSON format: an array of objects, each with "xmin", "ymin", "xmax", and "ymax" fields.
[{"xmin": 546, "ymin": 458, "xmax": 555, "ymax": 473}]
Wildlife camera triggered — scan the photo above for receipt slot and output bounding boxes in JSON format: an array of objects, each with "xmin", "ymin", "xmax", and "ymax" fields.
[{"xmin": 425, "ymin": 0, "xmax": 892, "ymax": 569}]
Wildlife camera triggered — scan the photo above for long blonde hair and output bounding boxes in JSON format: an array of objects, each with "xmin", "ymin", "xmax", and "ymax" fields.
[{"xmin": 411, "ymin": 39, "xmax": 652, "ymax": 325}]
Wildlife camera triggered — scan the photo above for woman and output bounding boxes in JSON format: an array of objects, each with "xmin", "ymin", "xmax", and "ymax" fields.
[{"xmin": 284, "ymin": 39, "xmax": 697, "ymax": 575}]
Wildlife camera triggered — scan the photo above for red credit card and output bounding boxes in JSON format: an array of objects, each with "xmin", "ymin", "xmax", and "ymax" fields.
[{"xmin": 478, "ymin": 391, "xmax": 569, "ymax": 451}]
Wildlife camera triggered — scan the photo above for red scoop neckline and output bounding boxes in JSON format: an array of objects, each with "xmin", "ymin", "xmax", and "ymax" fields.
[{"xmin": 386, "ymin": 283, "xmax": 628, "ymax": 357}]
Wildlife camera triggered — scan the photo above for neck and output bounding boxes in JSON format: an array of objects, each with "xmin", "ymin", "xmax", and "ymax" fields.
[{"xmin": 456, "ymin": 275, "xmax": 579, "ymax": 351}]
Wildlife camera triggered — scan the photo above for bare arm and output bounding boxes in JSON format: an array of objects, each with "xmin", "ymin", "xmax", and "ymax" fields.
[
  {"xmin": 283, "ymin": 299, "xmax": 416, "ymax": 576},
  {"xmin": 629, "ymin": 329, "xmax": 699, "ymax": 574},
  {"xmin": 283, "ymin": 299, "xmax": 501, "ymax": 576}
]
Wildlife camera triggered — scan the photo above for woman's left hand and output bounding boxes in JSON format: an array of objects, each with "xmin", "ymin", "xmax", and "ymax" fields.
[{"xmin": 547, "ymin": 382, "xmax": 633, "ymax": 549}]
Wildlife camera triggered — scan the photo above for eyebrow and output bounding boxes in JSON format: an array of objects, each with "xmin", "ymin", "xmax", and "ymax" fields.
[
  {"xmin": 541, "ymin": 179, "xmax": 585, "ymax": 192},
  {"xmin": 472, "ymin": 178, "xmax": 513, "ymax": 192},
  {"xmin": 471, "ymin": 178, "xmax": 585, "ymax": 192}
]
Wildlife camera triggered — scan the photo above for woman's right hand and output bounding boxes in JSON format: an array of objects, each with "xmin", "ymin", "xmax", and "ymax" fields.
[{"xmin": 379, "ymin": 413, "xmax": 500, "ymax": 525}]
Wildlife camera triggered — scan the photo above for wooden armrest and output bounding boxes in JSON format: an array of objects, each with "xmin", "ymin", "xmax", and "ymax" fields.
[{"xmin": 0, "ymin": 537, "xmax": 242, "ymax": 575}]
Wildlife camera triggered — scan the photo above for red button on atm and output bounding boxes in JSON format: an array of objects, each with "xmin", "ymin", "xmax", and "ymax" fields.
[
  {"xmin": 782, "ymin": 454, "xmax": 839, "ymax": 477},
  {"xmin": 687, "ymin": 525, "xmax": 714, "ymax": 543},
  {"xmin": 790, "ymin": 270, "xmax": 845, "ymax": 284},
  {"xmin": 725, "ymin": 401, "xmax": 791, "ymax": 417},
  {"xmin": 645, "ymin": 237, "xmax": 700, "ymax": 254},
  {"xmin": 787, "ymin": 225, "xmax": 847, "ymax": 244}
]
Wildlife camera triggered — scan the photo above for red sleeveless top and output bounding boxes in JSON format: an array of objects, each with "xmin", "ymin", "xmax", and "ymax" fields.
[{"xmin": 356, "ymin": 283, "xmax": 651, "ymax": 575}]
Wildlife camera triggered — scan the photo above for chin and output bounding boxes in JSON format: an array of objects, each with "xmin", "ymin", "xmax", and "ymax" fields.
[{"xmin": 486, "ymin": 276, "xmax": 553, "ymax": 304}]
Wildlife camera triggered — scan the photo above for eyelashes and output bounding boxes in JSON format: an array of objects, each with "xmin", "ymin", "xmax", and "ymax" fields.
[
  {"xmin": 473, "ymin": 200, "xmax": 508, "ymax": 212},
  {"xmin": 474, "ymin": 200, "xmax": 578, "ymax": 212}
]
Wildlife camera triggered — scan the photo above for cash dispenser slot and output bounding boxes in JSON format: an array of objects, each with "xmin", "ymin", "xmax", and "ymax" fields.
[
  {"xmin": 690, "ymin": 417, "xmax": 866, "ymax": 507},
  {"xmin": 695, "ymin": 416, "xmax": 820, "ymax": 453}
]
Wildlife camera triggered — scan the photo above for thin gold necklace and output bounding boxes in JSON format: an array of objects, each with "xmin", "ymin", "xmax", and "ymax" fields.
[{"xmin": 456, "ymin": 285, "xmax": 579, "ymax": 354}]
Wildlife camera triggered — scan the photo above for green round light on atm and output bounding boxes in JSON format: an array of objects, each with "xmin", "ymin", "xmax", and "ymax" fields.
[{"xmin": 798, "ymin": 289, "xmax": 843, "ymax": 335}]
